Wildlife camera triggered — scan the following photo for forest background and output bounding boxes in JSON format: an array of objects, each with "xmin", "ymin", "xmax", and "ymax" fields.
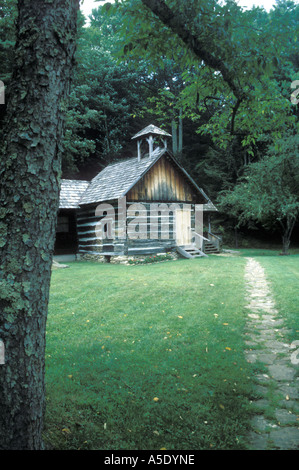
[{"xmin": 1, "ymin": 0, "xmax": 298, "ymax": 249}]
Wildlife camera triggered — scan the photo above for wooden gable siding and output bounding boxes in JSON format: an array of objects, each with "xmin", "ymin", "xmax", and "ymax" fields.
[{"xmin": 126, "ymin": 155, "xmax": 196, "ymax": 203}]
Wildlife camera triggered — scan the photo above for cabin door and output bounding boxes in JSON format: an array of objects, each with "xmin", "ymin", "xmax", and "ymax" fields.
[{"xmin": 175, "ymin": 208, "xmax": 191, "ymax": 246}]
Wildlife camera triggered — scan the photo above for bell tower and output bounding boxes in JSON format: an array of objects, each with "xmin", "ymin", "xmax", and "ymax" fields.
[{"xmin": 131, "ymin": 124, "xmax": 172, "ymax": 161}]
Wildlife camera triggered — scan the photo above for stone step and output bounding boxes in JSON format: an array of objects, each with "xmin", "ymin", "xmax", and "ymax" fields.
[{"xmin": 177, "ymin": 245, "xmax": 207, "ymax": 259}]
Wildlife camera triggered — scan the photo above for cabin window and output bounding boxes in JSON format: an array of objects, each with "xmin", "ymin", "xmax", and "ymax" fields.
[{"xmin": 57, "ymin": 216, "xmax": 69, "ymax": 233}]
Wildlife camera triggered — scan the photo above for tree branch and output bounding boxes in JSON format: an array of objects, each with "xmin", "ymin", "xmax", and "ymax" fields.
[
  {"xmin": 141, "ymin": 0, "xmax": 246, "ymax": 102},
  {"xmin": 230, "ymin": 98, "xmax": 242, "ymax": 135}
]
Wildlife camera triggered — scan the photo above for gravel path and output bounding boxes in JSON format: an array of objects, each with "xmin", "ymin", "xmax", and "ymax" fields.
[{"xmin": 244, "ymin": 257, "xmax": 299, "ymax": 450}]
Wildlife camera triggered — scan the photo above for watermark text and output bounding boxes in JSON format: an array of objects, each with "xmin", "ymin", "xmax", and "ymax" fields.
[
  {"xmin": 94, "ymin": 197, "xmax": 204, "ymax": 242},
  {"xmin": 290, "ymin": 80, "xmax": 299, "ymax": 105},
  {"xmin": 0, "ymin": 339, "xmax": 5, "ymax": 365},
  {"xmin": 0, "ymin": 80, "xmax": 4, "ymax": 104}
]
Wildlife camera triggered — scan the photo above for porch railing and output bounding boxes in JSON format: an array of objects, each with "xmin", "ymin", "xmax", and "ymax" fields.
[
  {"xmin": 191, "ymin": 229, "xmax": 222, "ymax": 251},
  {"xmin": 191, "ymin": 229, "xmax": 210, "ymax": 250},
  {"xmin": 207, "ymin": 231, "xmax": 222, "ymax": 251}
]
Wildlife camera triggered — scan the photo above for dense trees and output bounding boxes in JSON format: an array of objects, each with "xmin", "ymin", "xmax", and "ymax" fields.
[
  {"xmin": 0, "ymin": 0, "xmax": 17, "ymax": 122},
  {"xmin": 61, "ymin": 8, "xmax": 148, "ymax": 178},
  {"xmin": 1, "ymin": 1, "xmax": 298, "ymax": 239},
  {"xmin": 2, "ymin": 1, "xmax": 297, "ymax": 190},
  {"xmin": 110, "ymin": 0, "xmax": 298, "ymax": 247},
  {"xmin": 0, "ymin": 0, "xmax": 17, "ymax": 84},
  {"xmin": 114, "ymin": 0, "xmax": 298, "ymax": 151},
  {"xmin": 219, "ymin": 134, "xmax": 299, "ymax": 254}
]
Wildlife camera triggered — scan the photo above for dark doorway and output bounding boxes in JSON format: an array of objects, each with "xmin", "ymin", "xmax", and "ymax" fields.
[{"xmin": 55, "ymin": 209, "xmax": 78, "ymax": 254}]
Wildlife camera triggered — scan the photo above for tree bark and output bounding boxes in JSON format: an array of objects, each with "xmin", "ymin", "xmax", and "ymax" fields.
[
  {"xmin": 178, "ymin": 108, "xmax": 183, "ymax": 155},
  {"xmin": 282, "ymin": 235, "xmax": 290, "ymax": 255},
  {"xmin": 171, "ymin": 119, "xmax": 178, "ymax": 155},
  {"xmin": 0, "ymin": 0, "xmax": 79, "ymax": 450},
  {"xmin": 281, "ymin": 215, "xmax": 296, "ymax": 255}
]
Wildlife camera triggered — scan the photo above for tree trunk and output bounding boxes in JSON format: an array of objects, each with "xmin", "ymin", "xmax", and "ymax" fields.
[
  {"xmin": 281, "ymin": 216, "xmax": 296, "ymax": 255},
  {"xmin": 234, "ymin": 227, "xmax": 239, "ymax": 249},
  {"xmin": 0, "ymin": 0, "xmax": 79, "ymax": 450},
  {"xmin": 141, "ymin": 0, "xmax": 246, "ymax": 102},
  {"xmin": 178, "ymin": 109, "xmax": 183, "ymax": 155},
  {"xmin": 172, "ymin": 119, "xmax": 178, "ymax": 155},
  {"xmin": 282, "ymin": 235, "xmax": 290, "ymax": 255}
]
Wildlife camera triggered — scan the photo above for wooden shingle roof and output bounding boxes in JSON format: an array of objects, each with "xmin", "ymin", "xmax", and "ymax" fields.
[
  {"xmin": 131, "ymin": 124, "xmax": 172, "ymax": 140},
  {"xmin": 199, "ymin": 188, "xmax": 218, "ymax": 212},
  {"xmin": 79, "ymin": 147, "xmax": 165, "ymax": 205},
  {"xmin": 59, "ymin": 179, "xmax": 89, "ymax": 209},
  {"xmin": 59, "ymin": 147, "xmax": 215, "ymax": 210}
]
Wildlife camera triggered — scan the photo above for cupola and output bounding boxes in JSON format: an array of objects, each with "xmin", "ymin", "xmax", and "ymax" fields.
[{"xmin": 131, "ymin": 124, "xmax": 172, "ymax": 161}]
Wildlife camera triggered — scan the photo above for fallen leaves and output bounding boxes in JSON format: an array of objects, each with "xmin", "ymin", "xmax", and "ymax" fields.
[{"xmin": 62, "ymin": 427, "xmax": 71, "ymax": 434}]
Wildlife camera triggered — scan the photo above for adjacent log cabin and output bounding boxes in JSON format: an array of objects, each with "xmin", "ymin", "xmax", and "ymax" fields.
[{"xmin": 56, "ymin": 125, "xmax": 219, "ymax": 259}]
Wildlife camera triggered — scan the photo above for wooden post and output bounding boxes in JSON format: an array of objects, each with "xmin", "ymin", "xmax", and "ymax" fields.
[
  {"xmin": 137, "ymin": 140, "xmax": 141, "ymax": 161},
  {"xmin": 147, "ymin": 135, "xmax": 154, "ymax": 157}
]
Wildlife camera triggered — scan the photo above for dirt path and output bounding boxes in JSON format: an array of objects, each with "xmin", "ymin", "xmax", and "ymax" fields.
[{"xmin": 243, "ymin": 257, "xmax": 299, "ymax": 450}]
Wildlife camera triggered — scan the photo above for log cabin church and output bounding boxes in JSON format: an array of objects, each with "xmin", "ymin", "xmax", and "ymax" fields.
[{"xmin": 56, "ymin": 125, "xmax": 220, "ymax": 260}]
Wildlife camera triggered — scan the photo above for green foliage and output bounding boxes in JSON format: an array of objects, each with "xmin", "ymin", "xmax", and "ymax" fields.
[
  {"xmin": 128, "ymin": 253, "xmax": 173, "ymax": 264},
  {"xmin": 72, "ymin": 0, "xmax": 296, "ymax": 231},
  {"xmin": 0, "ymin": 0, "xmax": 17, "ymax": 83},
  {"xmin": 0, "ymin": 4, "xmax": 148, "ymax": 176},
  {"xmin": 0, "ymin": 0, "xmax": 17, "ymax": 125},
  {"xmin": 111, "ymin": 0, "xmax": 298, "ymax": 156},
  {"xmin": 1, "ymin": 0, "xmax": 298, "ymax": 214},
  {"xmin": 218, "ymin": 134, "xmax": 299, "ymax": 251},
  {"xmin": 62, "ymin": 9, "xmax": 147, "ymax": 176}
]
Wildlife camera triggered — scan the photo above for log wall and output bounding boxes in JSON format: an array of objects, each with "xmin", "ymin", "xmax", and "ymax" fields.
[
  {"xmin": 76, "ymin": 155, "xmax": 204, "ymax": 256},
  {"xmin": 76, "ymin": 200, "xmax": 197, "ymax": 256}
]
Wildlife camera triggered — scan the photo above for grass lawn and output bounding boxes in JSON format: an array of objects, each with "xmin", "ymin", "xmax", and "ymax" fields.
[{"xmin": 43, "ymin": 250, "xmax": 298, "ymax": 450}]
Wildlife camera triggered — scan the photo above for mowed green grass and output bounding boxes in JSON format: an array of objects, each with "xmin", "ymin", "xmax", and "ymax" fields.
[{"xmin": 44, "ymin": 253, "xmax": 283, "ymax": 450}]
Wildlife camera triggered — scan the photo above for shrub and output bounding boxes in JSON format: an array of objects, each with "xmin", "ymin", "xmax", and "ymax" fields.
[{"xmin": 128, "ymin": 253, "xmax": 173, "ymax": 265}]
